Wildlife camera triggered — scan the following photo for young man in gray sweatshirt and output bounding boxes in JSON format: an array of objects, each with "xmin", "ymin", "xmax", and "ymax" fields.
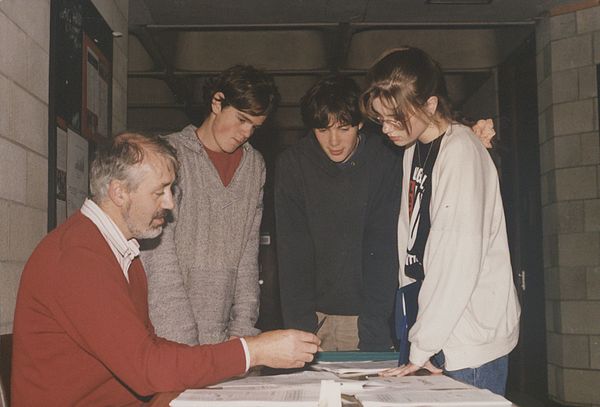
[{"xmin": 141, "ymin": 65, "xmax": 279, "ymax": 345}]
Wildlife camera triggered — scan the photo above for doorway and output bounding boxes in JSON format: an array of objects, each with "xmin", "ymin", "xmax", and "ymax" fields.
[{"xmin": 497, "ymin": 33, "xmax": 548, "ymax": 406}]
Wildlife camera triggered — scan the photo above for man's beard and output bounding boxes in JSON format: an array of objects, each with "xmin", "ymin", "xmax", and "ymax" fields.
[
  {"xmin": 125, "ymin": 206, "xmax": 166, "ymax": 240},
  {"xmin": 133, "ymin": 223, "xmax": 163, "ymax": 240}
]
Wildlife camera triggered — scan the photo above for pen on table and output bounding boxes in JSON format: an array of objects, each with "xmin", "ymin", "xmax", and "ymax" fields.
[
  {"xmin": 314, "ymin": 316, "xmax": 327, "ymax": 334},
  {"xmin": 356, "ymin": 373, "xmax": 380, "ymax": 380}
]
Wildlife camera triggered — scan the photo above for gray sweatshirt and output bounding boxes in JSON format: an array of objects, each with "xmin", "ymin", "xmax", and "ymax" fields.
[{"xmin": 141, "ymin": 125, "xmax": 263, "ymax": 345}]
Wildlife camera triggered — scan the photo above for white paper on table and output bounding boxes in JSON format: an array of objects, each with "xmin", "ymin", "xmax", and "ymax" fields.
[
  {"xmin": 311, "ymin": 360, "xmax": 398, "ymax": 376},
  {"xmin": 208, "ymin": 371, "xmax": 339, "ymax": 389},
  {"xmin": 356, "ymin": 388, "xmax": 511, "ymax": 406},
  {"xmin": 170, "ymin": 386, "xmax": 321, "ymax": 407},
  {"xmin": 365, "ymin": 374, "xmax": 472, "ymax": 390},
  {"xmin": 318, "ymin": 380, "xmax": 341, "ymax": 407}
]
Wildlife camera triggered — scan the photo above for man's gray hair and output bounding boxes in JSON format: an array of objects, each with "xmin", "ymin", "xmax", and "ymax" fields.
[{"xmin": 89, "ymin": 132, "xmax": 179, "ymax": 203}]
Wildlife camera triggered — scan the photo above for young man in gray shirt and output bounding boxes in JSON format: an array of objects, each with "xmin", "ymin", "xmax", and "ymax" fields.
[{"xmin": 141, "ymin": 65, "xmax": 279, "ymax": 345}]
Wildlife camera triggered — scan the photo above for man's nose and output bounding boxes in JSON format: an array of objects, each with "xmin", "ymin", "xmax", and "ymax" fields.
[
  {"xmin": 329, "ymin": 132, "xmax": 340, "ymax": 146},
  {"xmin": 241, "ymin": 124, "xmax": 254, "ymax": 139},
  {"xmin": 381, "ymin": 122, "xmax": 393, "ymax": 134},
  {"xmin": 163, "ymin": 191, "xmax": 175, "ymax": 210}
]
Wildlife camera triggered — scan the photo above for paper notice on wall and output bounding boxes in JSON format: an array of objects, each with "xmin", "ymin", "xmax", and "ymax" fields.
[
  {"xmin": 66, "ymin": 129, "xmax": 89, "ymax": 217},
  {"xmin": 83, "ymin": 35, "xmax": 110, "ymax": 140},
  {"xmin": 56, "ymin": 199, "xmax": 67, "ymax": 225},
  {"xmin": 57, "ymin": 127, "xmax": 67, "ymax": 171}
]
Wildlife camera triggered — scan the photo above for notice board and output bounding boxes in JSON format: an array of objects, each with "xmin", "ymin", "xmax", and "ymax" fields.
[{"xmin": 48, "ymin": 0, "xmax": 113, "ymax": 230}]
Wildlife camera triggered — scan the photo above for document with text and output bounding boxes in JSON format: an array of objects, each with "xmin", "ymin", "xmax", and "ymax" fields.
[
  {"xmin": 356, "ymin": 388, "xmax": 511, "ymax": 406},
  {"xmin": 170, "ymin": 387, "xmax": 321, "ymax": 407}
]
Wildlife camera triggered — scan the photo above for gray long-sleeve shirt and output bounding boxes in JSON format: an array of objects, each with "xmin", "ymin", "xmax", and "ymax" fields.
[{"xmin": 141, "ymin": 125, "xmax": 263, "ymax": 345}]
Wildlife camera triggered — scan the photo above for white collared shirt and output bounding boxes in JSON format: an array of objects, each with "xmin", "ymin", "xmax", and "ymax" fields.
[{"xmin": 81, "ymin": 198, "xmax": 140, "ymax": 282}]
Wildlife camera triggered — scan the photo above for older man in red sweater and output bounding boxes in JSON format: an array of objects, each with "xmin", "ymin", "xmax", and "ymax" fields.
[{"xmin": 11, "ymin": 132, "xmax": 320, "ymax": 407}]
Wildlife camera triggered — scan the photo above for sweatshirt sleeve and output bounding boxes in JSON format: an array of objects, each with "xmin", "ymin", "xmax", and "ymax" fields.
[
  {"xmin": 53, "ymin": 247, "xmax": 246, "ymax": 395},
  {"xmin": 274, "ymin": 152, "xmax": 318, "ymax": 333},
  {"xmin": 140, "ymin": 185, "xmax": 199, "ymax": 345},
  {"xmin": 358, "ymin": 144, "xmax": 402, "ymax": 351},
  {"xmin": 408, "ymin": 133, "xmax": 491, "ymax": 367},
  {"xmin": 228, "ymin": 159, "xmax": 264, "ymax": 338}
]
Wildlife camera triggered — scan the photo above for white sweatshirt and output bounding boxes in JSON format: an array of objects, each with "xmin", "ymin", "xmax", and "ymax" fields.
[{"xmin": 398, "ymin": 123, "xmax": 521, "ymax": 371}]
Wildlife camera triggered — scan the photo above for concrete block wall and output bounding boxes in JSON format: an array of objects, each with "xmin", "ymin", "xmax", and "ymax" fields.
[
  {"xmin": 537, "ymin": 4, "xmax": 600, "ymax": 406},
  {"xmin": 0, "ymin": 0, "xmax": 128, "ymax": 335},
  {"xmin": 0, "ymin": 0, "xmax": 51, "ymax": 335}
]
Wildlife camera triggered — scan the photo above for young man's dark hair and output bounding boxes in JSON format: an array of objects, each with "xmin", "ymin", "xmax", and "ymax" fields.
[
  {"xmin": 202, "ymin": 64, "xmax": 280, "ymax": 118},
  {"xmin": 300, "ymin": 74, "xmax": 363, "ymax": 129}
]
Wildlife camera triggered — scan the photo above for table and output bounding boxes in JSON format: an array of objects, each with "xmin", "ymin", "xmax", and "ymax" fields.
[
  {"xmin": 145, "ymin": 352, "xmax": 521, "ymax": 407},
  {"xmin": 145, "ymin": 391, "xmax": 180, "ymax": 407}
]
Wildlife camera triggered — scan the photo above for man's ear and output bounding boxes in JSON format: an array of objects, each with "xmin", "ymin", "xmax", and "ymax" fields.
[
  {"xmin": 425, "ymin": 96, "xmax": 439, "ymax": 115},
  {"xmin": 107, "ymin": 179, "xmax": 128, "ymax": 207},
  {"xmin": 211, "ymin": 92, "xmax": 225, "ymax": 114},
  {"xmin": 358, "ymin": 122, "xmax": 364, "ymax": 130}
]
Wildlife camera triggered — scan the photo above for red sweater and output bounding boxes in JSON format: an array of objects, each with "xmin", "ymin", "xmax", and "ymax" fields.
[{"xmin": 11, "ymin": 213, "xmax": 246, "ymax": 406}]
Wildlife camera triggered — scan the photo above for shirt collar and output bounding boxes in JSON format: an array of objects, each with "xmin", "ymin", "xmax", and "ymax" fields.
[{"xmin": 80, "ymin": 198, "xmax": 140, "ymax": 263}]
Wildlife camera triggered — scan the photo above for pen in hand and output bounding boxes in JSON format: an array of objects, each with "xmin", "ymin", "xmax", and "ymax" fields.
[{"xmin": 314, "ymin": 316, "xmax": 327, "ymax": 334}]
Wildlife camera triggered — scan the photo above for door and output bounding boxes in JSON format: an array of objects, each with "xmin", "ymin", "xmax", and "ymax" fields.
[{"xmin": 497, "ymin": 33, "xmax": 548, "ymax": 406}]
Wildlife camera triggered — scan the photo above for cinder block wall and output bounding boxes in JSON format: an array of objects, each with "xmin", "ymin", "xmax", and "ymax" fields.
[
  {"xmin": 0, "ymin": 0, "xmax": 51, "ymax": 335},
  {"xmin": 0, "ymin": 0, "xmax": 128, "ymax": 335},
  {"xmin": 537, "ymin": 4, "xmax": 600, "ymax": 406}
]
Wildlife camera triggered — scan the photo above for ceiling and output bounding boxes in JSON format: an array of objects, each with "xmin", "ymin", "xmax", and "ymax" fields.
[{"xmin": 126, "ymin": 0, "xmax": 576, "ymax": 137}]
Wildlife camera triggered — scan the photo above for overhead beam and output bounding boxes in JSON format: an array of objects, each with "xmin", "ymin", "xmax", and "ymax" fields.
[
  {"xmin": 328, "ymin": 23, "xmax": 354, "ymax": 73},
  {"xmin": 129, "ymin": 25, "xmax": 196, "ymax": 120},
  {"xmin": 129, "ymin": 67, "xmax": 493, "ymax": 79},
  {"xmin": 145, "ymin": 20, "xmax": 534, "ymax": 31}
]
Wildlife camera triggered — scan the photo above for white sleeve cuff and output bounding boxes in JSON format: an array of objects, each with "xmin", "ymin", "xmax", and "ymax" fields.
[
  {"xmin": 239, "ymin": 338, "xmax": 250, "ymax": 372},
  {"xmin": 409, "ymin": 344, "xmax": 433, "ymax": 368}
]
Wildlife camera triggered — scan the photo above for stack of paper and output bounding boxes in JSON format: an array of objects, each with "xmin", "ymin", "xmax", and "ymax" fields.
[
  {"xmin": 207, "ymin": 371, "xmax": 340, "ymax": 389},
  {"xmin": 169, "ymin": 363, "xmax": 514, "ymax": 407},
  {"xmin": 170, "ymin": 387, "xmax": 321, "ymax": 407},
  {"xmin": 171, "ymin": 372, "xmax": 344, "ymax": 407},
  {"xmin": 311, "ymin": 360, "xmax": 398, "ymax": 377},
  {"xmin": 364, "ymin": 375, "xmax": 472, "ymax": 390},
  {"xmin": 356, "ymin": 387, "xmax": 511, "ymax": 406}
]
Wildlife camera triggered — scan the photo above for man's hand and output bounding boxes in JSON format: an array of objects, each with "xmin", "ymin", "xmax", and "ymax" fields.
[
  {"xmin": 244, "ymin": 329, "xmax": 321, "ymax": 369},
  {"xmin": 379, "ymin": 360, "xmax": 442, "ymax": 377}
]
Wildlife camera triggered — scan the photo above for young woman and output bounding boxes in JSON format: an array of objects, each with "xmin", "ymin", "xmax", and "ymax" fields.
[{"xmin": 360, "ymin": 47, "xmax": 520, "ymax": 395}]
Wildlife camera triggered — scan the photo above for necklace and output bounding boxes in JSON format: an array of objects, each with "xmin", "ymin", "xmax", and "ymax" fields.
[
  {"xmin": 416, "ymin": 132, "xmax": 444, "ymax": 169},
  {"xmin": 416, "ymin": 139, "xmax": 434, "ymax": 169}
]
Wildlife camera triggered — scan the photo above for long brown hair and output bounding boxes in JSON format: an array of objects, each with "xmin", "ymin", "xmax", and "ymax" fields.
[{"xmin": 360, "ymin": 47, "xmax": 468, "ymax": 131}]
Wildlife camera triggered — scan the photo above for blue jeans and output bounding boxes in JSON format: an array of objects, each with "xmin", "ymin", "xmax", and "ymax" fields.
[{"xmin": 432, "ymin": 352, "xmax": 509, "ymax": 396}]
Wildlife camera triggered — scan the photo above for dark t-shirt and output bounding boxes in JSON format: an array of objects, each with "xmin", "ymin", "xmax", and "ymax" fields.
[{"xmin": 405, "ymin": 134, "xmax": 445, "ymax": 280}]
